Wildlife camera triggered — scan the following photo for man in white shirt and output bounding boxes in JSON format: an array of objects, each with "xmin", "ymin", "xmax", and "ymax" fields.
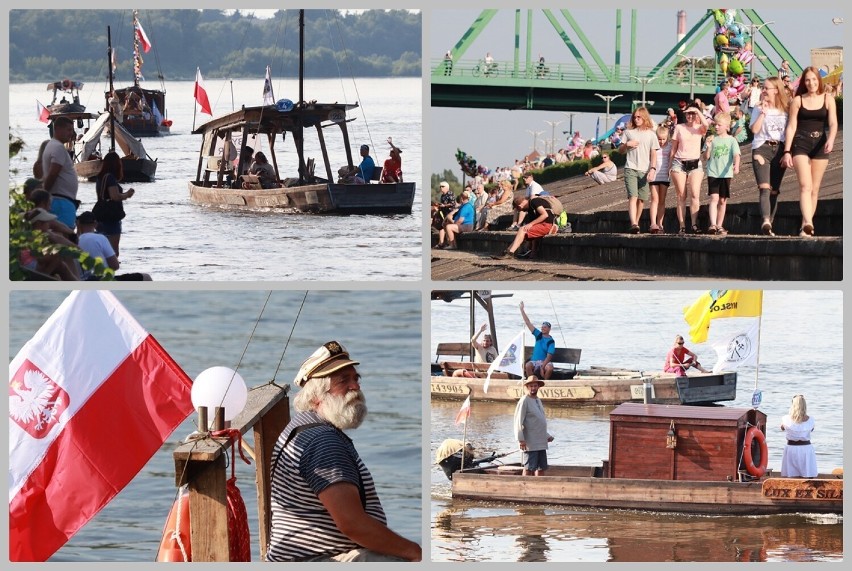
[{"xmin": 76, "ymin": 211, "xmax": 151, "ymax": 281}]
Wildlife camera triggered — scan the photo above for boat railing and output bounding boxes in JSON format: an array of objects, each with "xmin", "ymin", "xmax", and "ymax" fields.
[{"xmin": 171, "ymin": 383, "xmax": 290, "ymax": 561}]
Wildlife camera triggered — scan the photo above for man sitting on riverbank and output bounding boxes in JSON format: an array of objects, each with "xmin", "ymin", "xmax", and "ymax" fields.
[{"xmin": 76, "ymin": 211, "xmax": 151, "ymax": 281}]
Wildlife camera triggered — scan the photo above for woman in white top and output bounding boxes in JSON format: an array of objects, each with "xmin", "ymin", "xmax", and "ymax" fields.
[
  {"xmin": 780, "ymin": 394, "xmax": 817, "ymax": 478},
  {"xmin": 669, "ymin": 106, "xmax": 708, "ymax": 233},
  {"xmin": 750, "ymin": 76, "xmax": 790, "ymax": 236}
]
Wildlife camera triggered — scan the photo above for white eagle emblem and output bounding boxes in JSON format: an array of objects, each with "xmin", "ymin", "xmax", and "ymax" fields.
[{"xmin": 9, "ymin": 361, "xmax": 68, "ymax": 438}]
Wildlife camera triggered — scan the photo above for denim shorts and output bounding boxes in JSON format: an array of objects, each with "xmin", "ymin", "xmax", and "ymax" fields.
[
  {"xmin": 623, "ymin": 168, "xmax": 650, "ymax": 201},
  {"xmin": 791, "ymin": 130, "xmax": 828, "ymax": 160},
  {"xmin": 670, "ymin": 157, "xmax": 702, "ymax": 174},
  {"xmin": 522, "ymin": 449, "xmax": 549, "ymax": 472}
]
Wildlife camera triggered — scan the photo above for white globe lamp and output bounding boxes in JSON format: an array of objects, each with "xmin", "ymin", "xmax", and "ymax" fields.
[{"xmin": 191, "ymin": 366, "xmax": 248, "ymax": 423}]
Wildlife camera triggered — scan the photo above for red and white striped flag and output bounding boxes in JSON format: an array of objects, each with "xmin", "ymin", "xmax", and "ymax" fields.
[
  {"xmin": 36, "ymin": 100, "xmax": 50, "ymax": 123},
  {"xmin": 454, "ymin": 395, "xmax": 471, "ymax": 425},
  {"xmin": 194, "ymin": 67, "xmax": 212, "ymax": 115},
  {"xmin": 136, "ymin": 20, "xmax": 152, "ymax": 53},
  {"xmin": 8, "ymin": 291, "xmax": 194, "ymax": 561}
]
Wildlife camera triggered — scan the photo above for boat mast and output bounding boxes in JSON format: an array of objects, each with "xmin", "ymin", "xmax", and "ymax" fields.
[
  {"xmin": 296, "ymin": 9, "xmax": 306, "ymax": 184},
  {"xmin": 132, "ymin": 10, "xmax": 142, "ymax": 89},
  {"xmin": 107, "ymin": 26, "xmax": 116, "ymax": 154}
]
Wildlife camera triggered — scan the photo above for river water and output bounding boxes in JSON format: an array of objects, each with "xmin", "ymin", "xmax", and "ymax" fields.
[
  {"xmin": 8, "ymin": 290, "xmax": 422, "ymax": 561},
  {"xmin": 8, "ymin": 78, "xmax": 422, "ymax": 281},
  {"xmin": 430, "ymin": 289, "xmax": 843, "ymax": 562}
]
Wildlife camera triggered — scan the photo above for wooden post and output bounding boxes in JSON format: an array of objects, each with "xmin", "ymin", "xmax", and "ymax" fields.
[{"xmin": 172, "ymin": 383, "xmax": 290, "ymax": 562}]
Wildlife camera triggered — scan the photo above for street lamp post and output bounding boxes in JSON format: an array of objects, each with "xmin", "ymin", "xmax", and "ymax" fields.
[
  {"xmin": 630, "ymin": 76, "xmax": 656, "ymax": 108},
  {"xmin": 677, "ymin": 55, "xmax": 710, "ymax": 101},
  {"xmin": 594, "ymin": 93, "xmax": 623, "ymax": 134},
  {"xmin": 525, "ymin": 129, "xmax": 545, "ymax": 155},
  {"xmin": 746, "ymin": 21, "xmax": 774, "ymax": 80},
  {"xmin": 544, "ymin": 120, "xmax": 564, "ymax": 155},
  {"xmin": 561, "ymin": 112, "xmax": 577, "ymax": 138}
]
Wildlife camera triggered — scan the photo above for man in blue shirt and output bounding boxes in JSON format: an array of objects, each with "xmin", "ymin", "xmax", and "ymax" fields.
[
  {"xmin": 357, "ymin": 144, "xmax": 375, "ymax": 184},
  {"xmin": 519, "ymin": 301, "xmax": 556, "ymax": 379}
]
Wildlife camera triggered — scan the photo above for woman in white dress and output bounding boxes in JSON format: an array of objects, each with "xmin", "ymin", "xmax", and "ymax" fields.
[{"xmin": 780, "ymin": 394, "xmax": 818, "ymax": 478}]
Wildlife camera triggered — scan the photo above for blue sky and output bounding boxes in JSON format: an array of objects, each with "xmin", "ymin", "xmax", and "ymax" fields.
[{"xmin": 429, "ymin": 9, "xmax": 842, "ymax": 174}]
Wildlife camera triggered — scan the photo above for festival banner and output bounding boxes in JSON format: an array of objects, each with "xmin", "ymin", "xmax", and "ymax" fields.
[
  {"xmin": 683, "ymin": 290, "xmax": 763, "ymax": 343},
  {"xmin": 8, "ymin": 291, "xmax": 194, "ymax": 561},
  {"xmin": 263, "ymin": 65, "xmax": 275, "ymax": 106}
]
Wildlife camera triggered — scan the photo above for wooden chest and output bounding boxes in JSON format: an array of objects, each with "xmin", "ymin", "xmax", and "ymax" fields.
[{"xmin": 608, "ymin": 403, "xmax": 767, "ymax": 481}]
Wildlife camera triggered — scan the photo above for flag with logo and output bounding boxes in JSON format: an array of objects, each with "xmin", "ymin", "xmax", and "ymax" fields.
[
  {"xmin": 263, "ymin": 65, "xmax": 275, "ymax": 106},
  {"xmin": 484, "ymin": 328, "xmax": 525, "ymax": 393},
  {"xmin": 8, "ymin": 291, "xmax": 194, "ymax": 561},
  {"xmin": 683, "ymin": 290, "xmax": 763, "ymax": 343},
  {"xmin": 454, "ymin": 396, "xmax": 471, "ymax": 425},
  {"xmin": 711, "ymin": 319, "xmax": 760, "ymax": 373},
  {"xmin": 36, "ymin": 100, "xmax": 50, "ymax": 123},
  {"xmin": 194, "ymin": 67, "xmax": 212, "ymax": 115}
]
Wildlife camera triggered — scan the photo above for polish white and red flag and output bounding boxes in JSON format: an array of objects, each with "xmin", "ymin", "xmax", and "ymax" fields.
[
  {"xmin": 8, "ymin": 291, "xmax": 194, "ymax": 562},
  {"xmin": 454, "ymin": 395, "xmax": 471, "ymax": 425},
  {"xmin": 194, "ymin": 67, "xmax": 212, "ymax": 115},
  {"xmin": 36, "ymin": 100, "xmax": 50, "ymax": 123},
  {"xmin": 135, "ymin": 20, "xmax": 152, "ymax": 53}
]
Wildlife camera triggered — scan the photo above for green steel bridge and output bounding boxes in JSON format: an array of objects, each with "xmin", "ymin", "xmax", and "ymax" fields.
[{"xmin": 432, "ymin": 8, "xmax": 803, "ymax": 114}]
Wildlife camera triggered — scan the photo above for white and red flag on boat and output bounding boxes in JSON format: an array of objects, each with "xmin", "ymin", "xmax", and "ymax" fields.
[
  {"xmin": 484, "ymin": 328, "xmax": 525, "ymax": 393},
  {"xmin": 36, "ymin": 100, "xmax": 50, "ymax": 123},
  {"xmin": 263, "ymin": 65, "xmax": 275, "ymax": 106},
  {"xmin": 8, "ymin": 291, "xmax": 194, "ymax": 562},
  {"xmin": 454, "ymin": 395, "xmax": 471, "ymax": 425},
  {"xmin": 135, "ymin": 18, "xmax": 152, "ymax": 53},
  {"xmin": 194, "ymin": 67, "xmax": 212, "ymax": 115}
]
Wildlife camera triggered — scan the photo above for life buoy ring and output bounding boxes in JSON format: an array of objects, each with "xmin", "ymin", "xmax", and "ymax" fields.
[
  {"xmin": 156, "ymin": 488, "xmax": 192, "ymax": 562},
  {"xmin": 743, "ymin": 426, "xmax": 768, "ymax": 477},
  {"xmin": 61, "ymin": 78, "xmax": 72, "ymax": 91}
]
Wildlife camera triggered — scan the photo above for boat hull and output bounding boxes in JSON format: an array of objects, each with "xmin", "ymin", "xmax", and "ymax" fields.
[
  {"xmin": 121, "ymin": 116, "xmax": 170, "ymax": 137},
  {"xmin": 452, "ymin": 465, "xmax": 843, "ymax": 515},
  {"xmin": 76, "ymin": 158, "xmax": 157, "ymax": 183},
  {"xmin": 188, "ymin": 181, "xmax": 414, "ymax": 214},
  {"xmin": 431, "ymin": 371, "xmax": 737, "ymax": 406}
]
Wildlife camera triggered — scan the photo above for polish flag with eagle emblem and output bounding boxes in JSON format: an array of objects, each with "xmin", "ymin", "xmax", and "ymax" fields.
[{"xmin": 8, "ymin": 291, "xmax": 194, "ymax": 561}]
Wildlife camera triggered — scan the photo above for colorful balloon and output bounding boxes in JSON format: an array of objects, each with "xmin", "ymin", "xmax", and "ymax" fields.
[
  {"xmin": 719, "ymin": 53, "xmax": 729, "ymax": 73},
  {"xmin": 728, "ymin": 59, "xmax": 744, "ymax": 75}
]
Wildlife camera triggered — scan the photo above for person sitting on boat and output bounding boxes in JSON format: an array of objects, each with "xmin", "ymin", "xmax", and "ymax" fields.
[
  {"xmin": 381, "ymin": 138, "xmax": 403, "ymax": 183},
  {"xmin": 265, "ymin": 341, "xmax": 421, "ymax": 562},
  {"xmin": 452, "ymin": 324, "xmax": 499, "ymax": 377},
  {"xmin": 780, "ymin": 394, "xmax": 818, "ymax": 478},
  {"xmin": 249, "ymin": 151, "xmax": 278, "ymax": 189},
  {"xmin": 513, "ymin": 376, "xmax": 554, "ymax": 477},
  {"xmin": 356, "ymin": 144, "xmax": 375, "ymax": 184},
  {"xmin": 663, "ymin": 335, "xmax": 709, "ymax": 376},
  {"xmin": 519, "ymin": 302, "xmax": 555, "ymax": 380}
]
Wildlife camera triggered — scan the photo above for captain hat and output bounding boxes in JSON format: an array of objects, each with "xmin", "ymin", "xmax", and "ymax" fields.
[{"xmin": 294, "ymin": 341, "xmax": 360, "ymax": 387}]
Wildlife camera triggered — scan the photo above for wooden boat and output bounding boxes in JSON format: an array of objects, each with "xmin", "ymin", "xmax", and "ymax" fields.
[
  {"xmin": 188, "ymin": 10, "xmax": 415, "ymax": 214},
  {"xmin": 444, "ymin": 403, "xmax": 843, "ymax": 515},
  {"xmin": 46, "ymin": 79, "xmax": 86, "ymax": 115},
  {"xmin": 70, "ymin": 26, "xmax": 157, "ymax": 183},
  {"xmin": 109, "ymin": 10, "xmax": 171, "ymax": 137},
  {"xmin": 431, "ymin": 367, "xmax": 737, "ymax": 406},
  {"xmin": 431, "ymin": 290, "xmax": 737, "ymax": 406}
]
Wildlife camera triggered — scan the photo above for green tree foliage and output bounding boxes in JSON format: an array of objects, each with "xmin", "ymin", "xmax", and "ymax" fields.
[
  {"xmin": 9, "ymin": 9, "xmax": 421, "ymax": 81},
  {"xmin": 8, "ymin": 131, "xmax": 113, "ymax": 281}
]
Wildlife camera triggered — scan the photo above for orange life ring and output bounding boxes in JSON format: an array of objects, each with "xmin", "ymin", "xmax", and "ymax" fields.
[
  {"xmin": 61, "ymin": 78, "xmax": 72, "ymax": 91},
  {"xmin": 156, "ymin": 489, "xmax": 192, "ymax": 562},
  {"xmin": 743, "ymin": 426, "xmax": 768, "ymax": 478}
]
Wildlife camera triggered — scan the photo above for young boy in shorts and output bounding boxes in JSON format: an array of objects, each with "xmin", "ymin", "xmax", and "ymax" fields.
[{"xmin": 702, "ymin": 113, "xmax": 741, "ymax": 235}]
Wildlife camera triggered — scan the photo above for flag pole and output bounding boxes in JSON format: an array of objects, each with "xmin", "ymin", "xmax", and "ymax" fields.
[
  {"xmin": 460, "ymin": 411, "xmax": 469, "ymax": 473},
  {"xmin": 753, "ymin": 290, "xmax": 764, "ymax": 391}
]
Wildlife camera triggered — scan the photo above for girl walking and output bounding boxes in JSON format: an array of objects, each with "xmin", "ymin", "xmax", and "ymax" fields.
[{"xmin": 750, "ymin": 76, "xmax": 790, "ymax": 236}]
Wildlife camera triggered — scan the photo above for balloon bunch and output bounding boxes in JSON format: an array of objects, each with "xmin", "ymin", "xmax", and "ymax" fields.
[
  {"xmin": 712, "ymin": 9, "xmax": 755, "ymax": 98},
  {"xmin": 456, "ymin": 149, "xmax": 479, "ymax": 178}
]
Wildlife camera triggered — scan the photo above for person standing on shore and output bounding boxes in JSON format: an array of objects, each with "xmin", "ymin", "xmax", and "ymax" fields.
[
  {"xmin": 781, "ymin": 66, "xmax": 837, "ymax": 237},
  {"xmin": 618, "ymin": 107, "xmax": 659, "ymax": 234},
  {"xmin": 41, "ymin": 116, "xmax": 79, "ymax": 229},
  {"xmin": 750, "ymin": 76, "xmax": 790, "ymax": 236}
]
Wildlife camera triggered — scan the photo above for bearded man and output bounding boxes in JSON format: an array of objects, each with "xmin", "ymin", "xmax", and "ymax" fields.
[{"xmin": 265, "ymin": 341, "xmax": 421, "ymax": 562}]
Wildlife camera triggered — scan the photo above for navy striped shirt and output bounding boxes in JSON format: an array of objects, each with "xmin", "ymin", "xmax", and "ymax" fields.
[{"xmin": 265, "ymin": 411, "xmax": 386, "ymax": 561}]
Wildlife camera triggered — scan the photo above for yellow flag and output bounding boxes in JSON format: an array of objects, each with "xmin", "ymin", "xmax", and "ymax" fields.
[{"xmin": 683, "ymin": 290, "xmax": 762, "ymax": 343}]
